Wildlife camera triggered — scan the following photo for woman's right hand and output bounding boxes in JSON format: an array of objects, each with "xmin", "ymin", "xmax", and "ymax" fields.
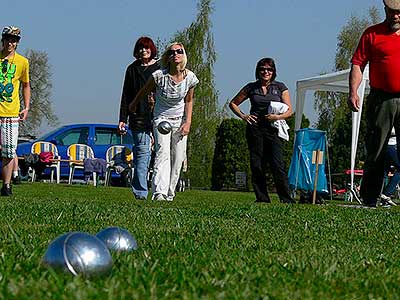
[
  {"xmin": 118, "ymin": 122, "xmax": 127, "ymax": 135},
  {"xmin": 242, "ymin": 114, "xmax": 258, "ymax": 125}
]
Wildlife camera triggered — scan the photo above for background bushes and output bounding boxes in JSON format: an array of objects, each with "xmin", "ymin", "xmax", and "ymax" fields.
[{"xmin": 211, "ymin": 119, "xmax": 251, "ymax": 190}]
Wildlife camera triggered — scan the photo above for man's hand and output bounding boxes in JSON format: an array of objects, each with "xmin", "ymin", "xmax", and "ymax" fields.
[
  {"xmin": 348, "ymin": 93, "xmax": 360, "ymax": 112},
  {"xmin": 19, "ymin": 108, "xmax": 29, "ymax": 121}
]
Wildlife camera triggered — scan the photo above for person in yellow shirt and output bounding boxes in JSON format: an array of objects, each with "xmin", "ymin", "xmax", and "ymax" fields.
[{"xmin": 0, "ymin": 26, "xmax": 30, "ymax": 196}]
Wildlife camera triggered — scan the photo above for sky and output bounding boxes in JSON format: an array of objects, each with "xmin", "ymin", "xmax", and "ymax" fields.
[{"xmin": 2, "ymin": 0, "xmax": 384, "ymax": 135}]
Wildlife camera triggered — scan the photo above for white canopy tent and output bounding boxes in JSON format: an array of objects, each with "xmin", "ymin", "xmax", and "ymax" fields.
[{"xmin": 294, "ymin": 66, "xmax": 370, "ymax": 200}]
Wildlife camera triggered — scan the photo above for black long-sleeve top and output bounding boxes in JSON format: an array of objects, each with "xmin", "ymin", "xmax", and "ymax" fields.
[{"xmin": 118, "ymin": 60, "xmax": 159, "ymax": 131}]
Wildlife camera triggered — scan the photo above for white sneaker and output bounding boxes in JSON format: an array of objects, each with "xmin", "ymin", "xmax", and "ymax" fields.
[
  {"xmin": 153, "ymin": 194, "xmax": 166, "ymax": 201},
  {"xmin": 379, "ymin": 194, "xmax": 397, "ymax": 206}
]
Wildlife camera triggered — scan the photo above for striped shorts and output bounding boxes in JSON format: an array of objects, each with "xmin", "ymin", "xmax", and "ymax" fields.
[{"xmin": 0, "ymin": 117, "xmax": 19, "ymax": 158}]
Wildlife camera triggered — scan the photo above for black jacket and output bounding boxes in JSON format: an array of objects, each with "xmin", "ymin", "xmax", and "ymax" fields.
[{"xmin": 119, "ymin": 60, "xmax": 160, "ymax": 131}]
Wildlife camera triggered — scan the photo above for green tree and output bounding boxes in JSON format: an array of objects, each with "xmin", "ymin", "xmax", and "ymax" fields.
[
  {"xmin": 19, "ymin": 49, "xmax": 59, "ymax": 136},
  {"xmin": 172, "ymin": 0, "xmax": 220, "ymax": 187},
  {"xmin": 211, "ymin": 119, "xmax": 250, "ymax": 190},
  {"xmin": 313, "ymin": 7, "xmax": 380, "ymax": 173},
  {"xmin": 211, "ymin": 113, "xmax": 309, "ymax": 192}
]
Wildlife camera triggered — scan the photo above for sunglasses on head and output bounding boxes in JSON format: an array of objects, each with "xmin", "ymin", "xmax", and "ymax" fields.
[
  {"xmin": 259, "ymin": 66, "xmax": 274, "ymax": 73},
  {"xmin": 167, "ymin": 48, "xmax": 184, "ymax": 56},
  {"xmin": 1, "ymin": 59, "xmax": 8, "ymax": 73}
]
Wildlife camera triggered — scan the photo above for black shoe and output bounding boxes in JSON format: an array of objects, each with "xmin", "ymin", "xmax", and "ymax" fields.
[
  {"xmin": 363, "ymin": 201, "xmax": 377, "ymax": 208},
  {"xmin": 12, "ymin": 176, "xmax": 21, "ymax": 185},
  {"xmin": 1, "ymin": 184, "xmax": 12, "ymax": 196}
]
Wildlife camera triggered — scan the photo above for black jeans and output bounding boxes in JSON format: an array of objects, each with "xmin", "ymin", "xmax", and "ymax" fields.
[
  {"xmin": 361, "ymin": 89, "xmax": 400, "ymax": 205},
  {"xmin": 246, "ymin": 125, "xmax": 293, "ymax": 203}
]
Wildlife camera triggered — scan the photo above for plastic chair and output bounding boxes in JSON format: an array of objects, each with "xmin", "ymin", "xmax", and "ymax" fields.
[
  {"xmin": 30, "ymin": 141, "xmax": 61, "ymax": 183},
  {"xmin": 104, "ymin": 145, "xmax": 133, "ymax": 186},
  {"xmin": 67, "ymin": 144, "xmax": 96, "ymax": 186}
]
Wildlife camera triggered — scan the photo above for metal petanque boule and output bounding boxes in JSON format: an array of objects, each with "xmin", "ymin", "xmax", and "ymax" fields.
[
  {"xmin": 157, "ymin": 121, "xmax": 172, "ymax": 135},
  {"xmin": 96, "ymin": 227, "xmax": 138, "ymax": 252},
  {"xmin": 42, "ymin": 232, "xmax": 113, "ymax": 277}
]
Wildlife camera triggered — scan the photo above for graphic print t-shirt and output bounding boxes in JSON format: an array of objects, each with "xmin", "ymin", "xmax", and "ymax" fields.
[{"xmin": 0, "ymin": 52, "xmax": 29, "ymax": 117}]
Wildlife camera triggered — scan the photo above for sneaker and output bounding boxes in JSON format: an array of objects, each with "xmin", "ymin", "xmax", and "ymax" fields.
[
  {"xmin": 1, "ymin": 184, "xmax": 12, "ymax": 196},
  {"xmin": 154, "ymin": 194, "xmax": 166, "ymax": 201},
  {"xmin": 379, "ymin": 194, "xmax": 397, "ymax": 207}
]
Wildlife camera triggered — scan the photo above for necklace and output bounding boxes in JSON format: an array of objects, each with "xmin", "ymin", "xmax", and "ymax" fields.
[{"xmin": 141, "ymin": 59, "xmax": 156, "ymax": 72}]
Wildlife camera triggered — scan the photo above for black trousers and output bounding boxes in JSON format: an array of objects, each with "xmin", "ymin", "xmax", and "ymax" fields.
[
  {"xmin": 361, "ymin": 89, "xmax": 400, "ymax": 205},
  {"xmin": 246, "ymin": 125, "xmax": 293, "ymax": 203}
]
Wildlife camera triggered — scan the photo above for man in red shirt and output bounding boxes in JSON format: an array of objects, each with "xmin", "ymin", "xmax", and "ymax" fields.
[{"xmin": 349, "ymin": 0, "xmax": 400, "ymax": 207}]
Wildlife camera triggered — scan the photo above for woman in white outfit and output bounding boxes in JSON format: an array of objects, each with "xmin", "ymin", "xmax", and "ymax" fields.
[{"xmin": 129, "ymin": 42, "xmax": 199, "ymax": 201}]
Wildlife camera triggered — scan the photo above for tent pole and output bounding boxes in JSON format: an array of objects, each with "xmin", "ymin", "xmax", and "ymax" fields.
[
  {"xmin": 325, "ymin": 136, "xmax": 333, "ymax": 201},
  {"xmin": 350, "ymin": 79, "xmax": 366, "ymax": 202}
]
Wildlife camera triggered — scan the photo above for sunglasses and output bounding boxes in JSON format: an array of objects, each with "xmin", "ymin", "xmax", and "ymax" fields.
[
  {"xmin": 167, "ymin": 48, "xmax": 184, "ymax": 56},
  {"xmin": 1, "ymin": 59, "xmax": 8, "ymax": 73},
  {"xmin": 259, "ymin": 67, "xmax": 274, "ymax": 73},
  {"xmin": 386, "ymin": 6, "xmax": 400, "ymax": 15}
]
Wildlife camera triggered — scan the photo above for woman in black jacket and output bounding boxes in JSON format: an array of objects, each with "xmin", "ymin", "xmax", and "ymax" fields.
[{"xmin": 118, "ymin": 37, "xmax": 159, "ymax": 200}]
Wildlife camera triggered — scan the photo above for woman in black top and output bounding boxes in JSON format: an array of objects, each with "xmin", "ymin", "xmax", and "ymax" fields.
[
  {"xmin": 229, "ymin": 57, "xmax": 294, "ymax": 203},
  {"xmin": 118, "ymin": 37, "xmax": 159, "ymax": 200}
]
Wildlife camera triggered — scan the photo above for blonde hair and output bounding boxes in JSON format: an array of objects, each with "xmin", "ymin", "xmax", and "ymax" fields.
[{"xmin": 160, "ymin": 42, "xmax": 187, "ymax": 71}]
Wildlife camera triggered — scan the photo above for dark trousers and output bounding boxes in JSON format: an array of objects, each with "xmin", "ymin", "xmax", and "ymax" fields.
[
  {"xmin": 361, "ymin": 89, "xmax": 400, "ymax": 205},
  {"xmin": 246, "ymin": 125, "xmax": 293, "ymax": 203}
]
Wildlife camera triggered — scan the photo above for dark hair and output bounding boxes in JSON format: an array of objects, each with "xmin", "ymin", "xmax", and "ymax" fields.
[
  {"xmin": 133, "ymin": 36, "xmax": 157, "ymax": 60},
  {"xmin": 255, "ymin": 57, "xmax": 277, "ymax": 81}
]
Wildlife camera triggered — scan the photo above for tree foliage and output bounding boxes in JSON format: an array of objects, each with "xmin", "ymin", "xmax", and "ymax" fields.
[
  {"xmin": 211, "ymin": 113, "xmax": 309, "ymax": 192},
  {"xmin": 211, "ymin": 119, "xmax": 250, "ymax": 190},
  {"xmin": 20, "ymin": 49, "xmax": 58, "ymax": 136},
  {"xmin": 313, "ymin": 7, "xmax": 380, "ymax": 173},
  {"xmin": 172, "ymin": 0, "xmax": 220, "ymax": 187}
]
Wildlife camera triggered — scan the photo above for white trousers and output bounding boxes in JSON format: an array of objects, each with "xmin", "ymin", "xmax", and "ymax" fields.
[{"xmin": 152, "ymin": 117, "xmax": 187, "ymax": 200}]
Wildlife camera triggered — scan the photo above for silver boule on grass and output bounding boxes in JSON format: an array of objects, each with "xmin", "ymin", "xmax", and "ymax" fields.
[
  {"xmin": 96, "ymin": 227, "xmax": 138, "ymax": 252},
  {"xmin": 157, "ymin": 121, "xmax": 172, "ymax": 135},
  {"xmin": 42, "ymin": 232, "xmax": 113, "ymax": 277}
]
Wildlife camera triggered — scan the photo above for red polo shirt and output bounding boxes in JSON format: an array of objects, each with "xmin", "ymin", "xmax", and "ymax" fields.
[{"xmin": 352, "ymin": 21, "xmax": 400, "ymax": 93}]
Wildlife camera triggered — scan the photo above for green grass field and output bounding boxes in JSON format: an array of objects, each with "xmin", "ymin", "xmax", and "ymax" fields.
[{"xmin": 0, "ymin": 183, "xmax": 399, "ymax": 299}]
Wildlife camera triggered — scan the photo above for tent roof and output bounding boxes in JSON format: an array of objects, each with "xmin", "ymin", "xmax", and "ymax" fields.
[{"xmin": 296, "ymin": 67, "xmax": 370, "ymax": 93}]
